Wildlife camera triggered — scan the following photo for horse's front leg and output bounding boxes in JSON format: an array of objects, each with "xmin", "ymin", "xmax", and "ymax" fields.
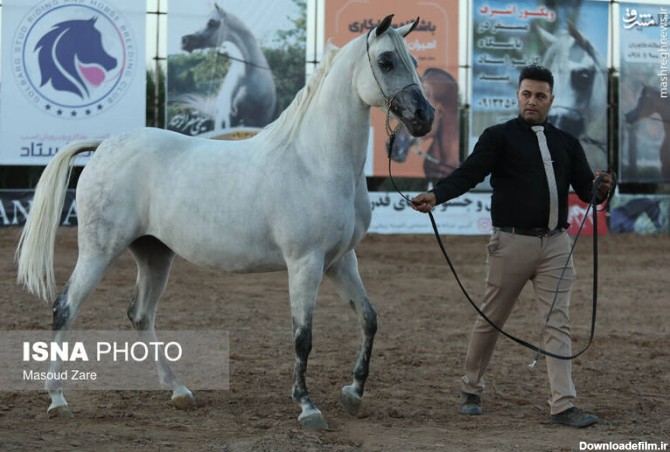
[
  {"xmin": 287, "ymin": 257, "xmax": 328, "ymax": 430},
  {"xmin": 325, "ymin": 250, "xmax": 377, "ymax": 416}
]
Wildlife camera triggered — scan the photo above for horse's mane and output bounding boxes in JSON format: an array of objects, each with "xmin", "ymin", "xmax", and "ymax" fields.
[{"xmin": 261, "ymin": 43, "xmax": 341, "ymax": 146}]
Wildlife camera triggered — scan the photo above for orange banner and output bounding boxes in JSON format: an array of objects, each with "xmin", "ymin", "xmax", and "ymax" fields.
[{"xmin": 324, "ymin": 0, "xmax": 460, "ymax": 179}]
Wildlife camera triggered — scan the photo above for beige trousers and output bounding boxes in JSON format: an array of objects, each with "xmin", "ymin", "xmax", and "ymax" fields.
[{"xmin": 460, "ymin": 229, "xmax": 577, "ymax": 415}]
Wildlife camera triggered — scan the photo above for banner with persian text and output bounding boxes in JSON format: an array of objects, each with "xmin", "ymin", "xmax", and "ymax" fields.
[
  {"xmin": 0, "ymin": 189, "xmax": 610, "ymax": 235},
  {"xmin": 471, "ymin": 0, "xmax": 609, "ymax": 171},
  {"xmin": 619, "ymin": 3, "xmax": 670, "ymax": 183},
  {"xmin": 0, "ymin": 0, "xmax": 146, "ymax": 165},
  {"xmin": 323, "ymin": 0, "xmax": 461, "ymax": 179}
]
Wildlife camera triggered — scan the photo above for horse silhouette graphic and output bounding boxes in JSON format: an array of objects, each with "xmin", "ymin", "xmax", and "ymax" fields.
[{"xmin": 34, "ymin": 17, "xmax": 117, "ymax": 99}]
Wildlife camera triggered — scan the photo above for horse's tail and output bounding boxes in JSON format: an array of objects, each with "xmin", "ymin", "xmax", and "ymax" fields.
[
  {"xmin": 16, "ymin": 140, "xmax": 102, "ymax": 303},
  {"xmin": 171, "ymin": 93, "xmax": 217, "ymax": 119}
]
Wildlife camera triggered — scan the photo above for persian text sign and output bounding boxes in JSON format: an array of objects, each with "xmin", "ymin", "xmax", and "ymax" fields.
[
  {"xmin": 471, "ymin": 0, "xmax": 609, "ymax": 171},
  {"xmin": 369, "ymin": 192, "xmax": 493, "ymax": 235}
]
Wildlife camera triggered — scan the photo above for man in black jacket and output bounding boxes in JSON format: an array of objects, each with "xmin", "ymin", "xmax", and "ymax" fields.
[{"xmin": 411, "ymin": 65, "xmax": 612, "ymax": 428}]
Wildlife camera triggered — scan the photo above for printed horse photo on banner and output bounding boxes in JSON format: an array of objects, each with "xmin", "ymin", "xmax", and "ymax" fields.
[
  {"xmin": 166, "ymin": 1, "xmax": 303, "ymax": 139},
  {"xmin": 389, "ymin": 67, "xmax": 460, "ymax": 179},
  {"xmin": 16, "ymin": 14, "xmax": 433, "ymax": 430},
  {"xmin": 624, "ymin": 84, "xmax": 670, "ymax": 182},
  {"xmin": 535, "ymin": 21, "xmax": 609, "ymax": 171}
]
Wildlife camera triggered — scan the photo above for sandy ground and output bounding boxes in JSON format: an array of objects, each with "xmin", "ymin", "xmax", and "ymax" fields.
[{"xmin": 0, "ymin": 227, "xmax": 668, "ymax": 451}]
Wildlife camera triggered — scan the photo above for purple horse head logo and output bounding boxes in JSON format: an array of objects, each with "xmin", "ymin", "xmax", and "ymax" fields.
[{"xmin": 34, "ymin": 17, "xmax": 117, "ymax": 99}]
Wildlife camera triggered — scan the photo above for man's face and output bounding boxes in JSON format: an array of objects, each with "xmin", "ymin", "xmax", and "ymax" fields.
[{"xmin": 517, "ymin": 79, "xmax": 554, "ymax": 125}]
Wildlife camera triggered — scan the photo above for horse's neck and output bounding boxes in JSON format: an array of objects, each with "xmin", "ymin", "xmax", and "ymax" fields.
[
  {"xmin": 224, "ymin": 14, "xmax": 269, "ymax": 69},
  {"xmin": 657, "ymin": 101, "xmax": 670, "ymax": 125},
  {"xmin": 297, "ymin": 41, "xmax": 370, "ymax": 178}
]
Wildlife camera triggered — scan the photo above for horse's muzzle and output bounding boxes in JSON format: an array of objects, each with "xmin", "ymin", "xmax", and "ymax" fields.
[
  {"xmin": 181, "ymin": 34, "xmax": 202, "ymax": 53},
  {"xmin": 389, "ymin": 85, "xmax": 434, "ymax": 137},
  {"xmin": 625, "ymin": 108, "xmax": 640, "ymax": 124},
  {"xmin": 548, "ymin": 113, "xmax": 584, "ymax": 138}
]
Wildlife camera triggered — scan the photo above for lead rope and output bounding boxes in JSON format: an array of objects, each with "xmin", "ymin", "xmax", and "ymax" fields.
[{"xmin": 385, "ymin": 127, "xmax": 617, "ymax": 362}]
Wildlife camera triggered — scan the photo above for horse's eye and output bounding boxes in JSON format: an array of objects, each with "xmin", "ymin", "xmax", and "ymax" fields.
[
  {"xmin": 207, "ymin": 19, "xmax": 220, "ymax": 29},
  {"xmin": 571, "ymin": 68, "xmax": 594, "ymax": 92},
  {"xmin": 378, "ymin": 53, "xmax": 394, "ymax": 72}
]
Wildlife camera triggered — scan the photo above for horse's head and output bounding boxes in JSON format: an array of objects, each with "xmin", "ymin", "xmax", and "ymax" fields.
[
  {"xmin": 35, "ymin": 17, "xmax": 117, "ymax": 99},
  {"xmin": 626, "ymin": 84, "xmax": 661, "ymax": 123},
  {"xmin": 181, "ymin": 3, "xmax": 229, "ymax": 52},
  {"xmin": 537, "ymin": 22, "xmax": 606, "ymax": 139},
  {"xmin": 358, "ymin": 15, "xmax": 434, "ymax": 137}
]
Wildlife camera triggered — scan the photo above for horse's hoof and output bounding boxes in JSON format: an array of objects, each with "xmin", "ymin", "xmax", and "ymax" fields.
[
  {"xmin": 47, "ymin": 405, "xmax": 74, "ymax": 419},
  {"xmin": 171, "ymin": 394, "xmax": 196, "ymax": 410},
  {"xmin": 340, "ymin": 386, "xmax": 362, "ymax": 416},
  {"xmin": 298, "ymin": 410, "xmax": 329, "ymax": 430}
]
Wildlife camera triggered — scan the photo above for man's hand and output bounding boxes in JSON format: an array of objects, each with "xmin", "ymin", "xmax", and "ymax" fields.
[
  {"xmin": 411, "ymin": 192, "xmax": 437, "ymax": 213},
  {"xmin": 594, "ymin": 170, "xmax": 613, "ymax": 200}
]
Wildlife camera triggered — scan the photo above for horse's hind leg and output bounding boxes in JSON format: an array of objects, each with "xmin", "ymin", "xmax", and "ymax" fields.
[
  {"xmin": 127, "ymin": 236, "xmax": 194, "ymax": 409},
  {"xmin": 47, "ymin": 256, "xmax": 114, "ymax": 417},
  {"xmin": 325, "ymin": 250, "xmax": 377, "ymax": 416},
  {"xmin": 286, "ymin": 256, "xmax": 329, "ymax": 430}
]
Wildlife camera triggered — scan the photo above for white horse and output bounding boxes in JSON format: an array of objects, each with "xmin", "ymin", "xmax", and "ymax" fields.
[
  {"xmin": 16, "ymin": 15, "xmax": 433, "ymax": 430},
  {"xmin": 180, "ymin": 3, "xmax": 277, "ymax": 131},
  {"xmin": 537, "ymin": 22, "xmax": 608, "ymax": 170}
]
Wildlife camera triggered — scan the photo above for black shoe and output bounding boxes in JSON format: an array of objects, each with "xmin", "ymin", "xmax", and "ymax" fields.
[
  {"xmin": 458, "ymin": 392, "xmax": 482, "ymax": 416},
  {"xmin": 550, "ymin": 407, "xmax": 599, "ymax": 428}
]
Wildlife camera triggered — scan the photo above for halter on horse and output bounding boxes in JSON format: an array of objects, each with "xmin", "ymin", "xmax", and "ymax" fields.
[
  {"xmin": 389, "ymin": 68, "xmax": 459, "ymax": 178},
  {"xmin": 16, "ymin": 14, "xmax": 432, "ymax": 430}
]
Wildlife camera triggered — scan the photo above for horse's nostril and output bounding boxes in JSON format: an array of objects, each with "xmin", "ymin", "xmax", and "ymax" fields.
[{"xmin": 415, "ymin": 107, "xmax": 434, "ymax": 125}]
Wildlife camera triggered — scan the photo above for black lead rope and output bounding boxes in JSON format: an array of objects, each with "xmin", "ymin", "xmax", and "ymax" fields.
[{"xmin": 386, "ymin": 131, "xmax": 617, "ymax": 363}]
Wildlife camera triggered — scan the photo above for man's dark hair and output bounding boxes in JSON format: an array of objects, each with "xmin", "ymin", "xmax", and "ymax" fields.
[{"xmin": 518, "ymin": 65, "xmax": 554, "ymax": 91}]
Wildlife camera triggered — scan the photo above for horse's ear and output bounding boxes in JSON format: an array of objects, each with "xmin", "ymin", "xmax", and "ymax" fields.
[
  {"xmin": 215, "ymin": 3, "xmax": 223, "ymax": 14},
  {"xmin": 375, "ymin": 14, "xmax": 394, "ymax": 36},
  {"xmin": 533, "ymin": 23, "xmax": 556, "ymax": 46},
  {"xmin": 567, "ymin": 20, "xmax": 581, "ymax": 41},
  {"xmin": 567, "ymin": 20, "xmax": 597, "ymax": 59},
  {"xmin": 397, "ymin": 17, "xmax": 420, "ymax": 37}
]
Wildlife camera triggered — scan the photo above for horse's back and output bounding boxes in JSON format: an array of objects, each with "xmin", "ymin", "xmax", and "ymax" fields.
[{"xmin": 76, "ymin": 128, "xmax": 265, "ymax": 254}]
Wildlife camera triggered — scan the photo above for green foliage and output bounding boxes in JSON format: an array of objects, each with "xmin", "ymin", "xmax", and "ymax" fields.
[
  {"xmin": 268, "ymin": 0, "xmax": 307, "ymax": 115},
  {"xmin": 167, "ymin": 51, "xmax": 231, "ymax": 97}
]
